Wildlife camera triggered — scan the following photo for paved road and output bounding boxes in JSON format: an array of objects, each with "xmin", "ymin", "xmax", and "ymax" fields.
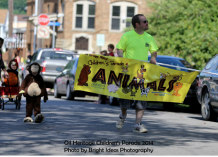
[{"xmin": 0, "ymin": 95, "xmax": 218, "ymax": 155}]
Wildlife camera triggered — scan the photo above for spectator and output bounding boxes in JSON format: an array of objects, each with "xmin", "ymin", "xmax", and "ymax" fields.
[
  {"xmin": 14, "ymin": 48, "xmax": 20, "ymax": 64},
  {"xmin": 108, "ymin": 44, "xmax": 115, "ymax": 56},
  {"xmin": 0, "ymin": 37, "xmax": 9, "ymax": 84},
  {"xmin": 100, "ymin": 50, "xmax": 107, "ymax": 56},
  {"xmin": 27, "ymin": 51, "xmax": 32, "ymax": 62}
]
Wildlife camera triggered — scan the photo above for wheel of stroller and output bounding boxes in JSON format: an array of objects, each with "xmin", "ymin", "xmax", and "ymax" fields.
[
  {"xmin": 15, "ymin": 97, "xmax": 18, "ymax": 109},
  {"xmin": 17, "ymin": 100, "xmax": 20, "ymax": 110},
  {"xmin": 1, "ymin": 99, "xmax": 4, "ymax": 110}
]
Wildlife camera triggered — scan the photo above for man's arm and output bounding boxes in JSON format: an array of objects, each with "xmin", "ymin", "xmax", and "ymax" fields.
[
  {"xmin": 150, "ymin": 51, "xmax": 157, "ymax": 64},
  {"xmin": 116, "ymin": 49, "xmax": 124, "ymax": 57}
]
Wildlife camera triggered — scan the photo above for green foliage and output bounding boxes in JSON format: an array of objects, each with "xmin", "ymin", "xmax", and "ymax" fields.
[
  {"xmin": 0, "ymin": 0, "xmax": 26, "ymax": 15},
  {"xmin": 125, "ymin": 0, "xmax": 218, "ymax": 70},
  {"xmin": 148, "ymin": 0, "xmax": 218, "ymax": 70}
]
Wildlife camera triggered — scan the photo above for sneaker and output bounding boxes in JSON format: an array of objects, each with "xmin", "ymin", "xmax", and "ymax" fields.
[
  {"xmin": 116, "ymin": 117, "xmax": 125, "ymax": 129},
  {"xmin": 133, "ymin": 124, "xmax": 148, "ymax": 133}
]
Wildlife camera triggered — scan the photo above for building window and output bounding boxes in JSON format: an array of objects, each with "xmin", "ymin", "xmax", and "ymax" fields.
[
  {"xmin": 76, "ymin": 4, "xmax": 83, "ymax": 28},
  {"xmin": 48, "ymin": 4, "xmax": 50, "ymax": 13},
  {"xmin": 111, "ymin": 6, "xmax": 120, "ymax": 30},
  {"xmin": 75, "ymin": 37, "xmax": 88, "ymax": 50},
  {"xmin": 88, "ymin": 5, "xmax": 95, "ymax": 28},
  {"xmin": 31, "ymin": 6, "xmax": 33, "ymax": 15},
  {"xmin": 126, "ymin": 7, "xmax": 135, "ymax": 27},
  {"xmin": 73, "ymin": 1, "xmax": 96, "ymax": 30},
  {"xmin": 110, "ymin": 2, "xmax": 138, "ymax": 32},
  {"xmin": 54, "ymin": 3, "xmax": 58, "ymax": 13}
]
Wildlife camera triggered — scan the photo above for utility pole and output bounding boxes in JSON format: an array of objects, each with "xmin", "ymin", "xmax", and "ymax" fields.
[
  {"xmin": 33, "ymin": 0, "xmax": 38, "ymax": 53},
  {"xmin": 8, "ymin": 0, "xmax": 13, "ymax": 62},
  {"xmin": 37, "ymin": 0, "xmax": 44, "ymax": 49}
]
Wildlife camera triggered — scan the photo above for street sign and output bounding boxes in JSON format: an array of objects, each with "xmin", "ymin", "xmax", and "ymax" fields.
[
  {"xmin": 57, "ymin": 13, "xmax": 64, "ymax": 17},
  {"xmin": 38, "ymin": 14, "xmax": 50, "ymax": 26},
  {"xmin": 4, "ymin": 37, "xmax": 16, "ymax": 43},
  {"xmin": 37, "ymin": 26, "xmax": 50, "ymax": 38},
  {"xmin": 48, "ymin": 22, "xmax": 60, "ymax": 26},
  {"xmin": 97, "ymin": 34, "xmax": 105, "ymax": 46}
]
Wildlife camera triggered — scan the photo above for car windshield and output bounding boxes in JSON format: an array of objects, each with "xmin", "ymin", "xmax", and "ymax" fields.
[
  {"xmin": 204, "ymin": 55, "xmax": 218, "ymax": 70},
  {"xmin": 41, "ymin": 51, "xmax": 74, "ymax": 60},
  {"xmin": 148, "ymin": 57, "xmax": 193, "ymax": 72}
]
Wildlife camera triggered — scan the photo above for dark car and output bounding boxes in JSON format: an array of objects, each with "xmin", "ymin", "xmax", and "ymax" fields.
[
  {"xmin": 196, "ymin": 54, "xmax": 218, "ymax": 121},
  {"xmin": 150, "ymin": 55, "xmax": 199, "ymax": 110},
  {"xmin": 109, "ymin": 55, "xmax": 199, "ymax": 109},
  {"xmin": 54, "ymin": 56, "xmax": 97, "ymax": 100}
]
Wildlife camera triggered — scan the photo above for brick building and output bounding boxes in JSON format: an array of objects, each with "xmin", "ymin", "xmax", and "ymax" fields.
[
  {"xmin": 1, "ymin": 10, "xmax": 27, "ymax": 62},
  {"xmin": 26, "ymin": 0, "xmax": 151, "ymax": 55}
]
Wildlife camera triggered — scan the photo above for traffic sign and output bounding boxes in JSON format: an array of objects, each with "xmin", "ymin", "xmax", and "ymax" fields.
[
  {"xmin": 48, "ymin": 22, "xmax": 60, "ymax": 26},
  {"xmin": 97, "ymin": 34, "xmax": 105, "ymax": 46},
  {"xmin": 38, "ymin": 14, "xmax": 50, "ymax": 26},
  {"xmin": 37, "ymin": 26, "xmax": 50, "ymax": 38}
]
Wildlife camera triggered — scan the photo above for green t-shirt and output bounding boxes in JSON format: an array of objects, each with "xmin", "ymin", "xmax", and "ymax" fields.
[{"xmin": 116, "ymin": 30, "xmax": 158, "ymax": 61}]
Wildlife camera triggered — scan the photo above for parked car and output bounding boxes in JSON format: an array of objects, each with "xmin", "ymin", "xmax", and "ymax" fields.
[
  {"xmin": 197, "ymin": 54, "xmax": 218, "ymax": 121},
  {"xmin": 21, "ymin": 48, "xmax": 78, "ymax": 88},
  {"xmin": 54, "ymin": 56, "xmax": 97, "ymax": 99},
  {"xmin": 110, "ymin": 55, "xmax": 199, "ymax": 110}
]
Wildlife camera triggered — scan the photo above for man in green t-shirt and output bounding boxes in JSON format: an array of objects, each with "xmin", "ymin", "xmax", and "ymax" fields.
[{"xmin": 116, "ymin": 14, "xmax": 158, "ymax": 133}]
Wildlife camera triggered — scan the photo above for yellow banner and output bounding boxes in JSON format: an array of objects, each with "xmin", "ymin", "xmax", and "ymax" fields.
[{"xmin": 74, "ymin": 54, "xmax": 198, "ymax": 103}]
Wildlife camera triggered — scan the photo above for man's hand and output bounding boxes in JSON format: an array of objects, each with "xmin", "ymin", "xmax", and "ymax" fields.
[
  {"xmin": 150, "ymin": 51, "xmax": 157, "ymax": 65},
  {"xmin": 150, "ymin": 58, "xmax": 156, "ymax": 64},
  {"xmin": 3, "ymin": 70, "xmax": 9, "ymax": 79},
  {"xmin": 116, "ymin": 49, "xmax": 124, "ymax": 57}
]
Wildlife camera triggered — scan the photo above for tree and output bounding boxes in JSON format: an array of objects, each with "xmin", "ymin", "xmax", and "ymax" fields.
[
  {"xmin": 148, "ymin": 0, "xmax": 218, "ymax": 70},
  {"xmin": 125, "ymin": 0, "xmax": 218, "ymax": 69},
  {"xmin": 0, "ymin": 0, "xmax": 26, "ymax": 14}
]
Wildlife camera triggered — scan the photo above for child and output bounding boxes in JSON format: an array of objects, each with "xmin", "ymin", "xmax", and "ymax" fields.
[
  {"xmin": 108, "ymin": 44, "xmax": 115, "ymax": 56},
  {"xmin": 1, "ymin": 59, "xmax": 19, "ymax": 87},
  {"xmin": 18, "ymin": 62, "xmax": 48, "ymax": 123}
]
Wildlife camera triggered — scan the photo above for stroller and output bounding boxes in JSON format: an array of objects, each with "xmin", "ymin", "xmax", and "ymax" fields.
[{"xmin": 0, "ymin": 69, "xmax": 21, "ymax": 110}]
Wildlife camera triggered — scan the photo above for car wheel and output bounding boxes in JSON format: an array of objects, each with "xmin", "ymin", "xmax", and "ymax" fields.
[
  {"xmin": 201, "ymin": 90, "xmax": 217, "ymax": 121},
  {"xmin": 66, "ymin": 84, "xmax": 74, "ymax": 100},
  {"xmin": 109, "ymin": 96, "xmax": 119, "ymax": 106},
  {"xmin": 54, "ymin": 83, "xmax": 61, "ymax": 98},
  {"xmin": 163, "ymin": 102, "xmax": 174, "ymax": 111}
]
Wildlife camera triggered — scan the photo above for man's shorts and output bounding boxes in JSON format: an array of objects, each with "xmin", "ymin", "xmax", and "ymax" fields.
[{"xmin": 118, "ymin": 98, "xmax": 147, "ymax": 110}]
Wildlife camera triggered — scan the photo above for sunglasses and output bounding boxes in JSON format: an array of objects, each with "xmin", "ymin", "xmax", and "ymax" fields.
[{"xmin": 143, "ymin": 20, "xmax": 148, "ymax": 24}]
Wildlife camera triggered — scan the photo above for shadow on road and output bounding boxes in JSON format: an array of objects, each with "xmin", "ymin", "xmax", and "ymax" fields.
[{"xmin": 0, "ymin": 97, "xmax": 217, "ymax": 155}]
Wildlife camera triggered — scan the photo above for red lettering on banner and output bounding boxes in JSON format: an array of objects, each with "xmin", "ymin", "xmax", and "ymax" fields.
[
  {"xmin": 158, "ymin": 79, "xmax": 166, "ymax": 91},
  {"xmin": 122, "ymin": 74, "xmax": 130, "ymax": 88},
  {"xmin": 128, "ymin": 77, "xmax": 139, "ymax": 90},
  {"xmin": 147, "ymin": 81, "xmax": 157, "ymax": 91},
  {"xmin": 92, "ymin": 68, "xmax": 106, "ymax": 84},
  {"xmin": 167, "ymin": 80, "xmax": 177, "ymax": 92},
  {"xmin": 107, "ymin": 71, "xmax": 123, "ymax": 87}
]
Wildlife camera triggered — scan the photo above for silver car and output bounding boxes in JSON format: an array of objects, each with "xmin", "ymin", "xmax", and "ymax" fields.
[{"xmin": 197, "ymin": 54, "xmax": 218, "ymax": 121}]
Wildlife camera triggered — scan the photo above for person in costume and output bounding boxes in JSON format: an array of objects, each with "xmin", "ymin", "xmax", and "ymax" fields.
[{"xmin": 18, "ymin": 62, "xmax": 48, "ymax": 123}]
